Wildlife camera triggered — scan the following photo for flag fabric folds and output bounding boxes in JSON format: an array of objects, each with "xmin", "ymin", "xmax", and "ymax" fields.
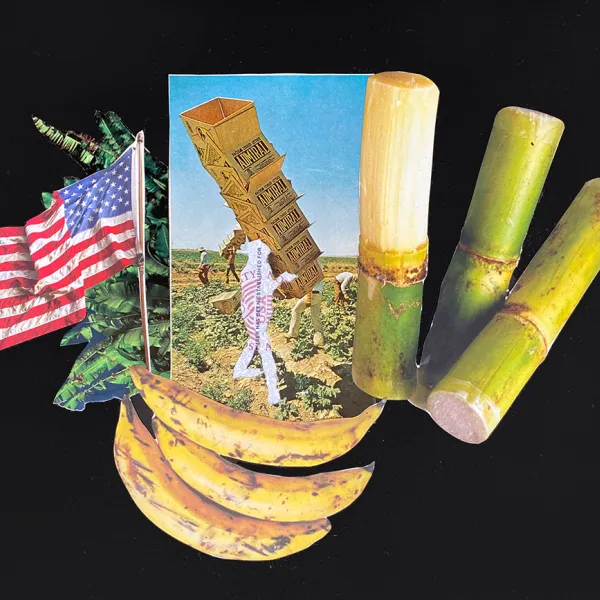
[{"xmin": 0, "ymin": 144, "xmax": 141, "ymax": 350}]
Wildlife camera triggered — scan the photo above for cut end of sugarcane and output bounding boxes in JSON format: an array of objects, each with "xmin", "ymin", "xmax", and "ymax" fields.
[
  {"xmin": 427, "ymin": 391, "xmax": 489, "ymax": 444},
  {"xmin": 495, "ymin": 106, "xmax": 565, "ymax": 141},
  {"xmin": 369, "ymin": 71, "xmax": 438, "ymax": 90}
]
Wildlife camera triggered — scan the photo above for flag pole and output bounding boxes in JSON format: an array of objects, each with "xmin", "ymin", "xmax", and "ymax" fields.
[{"xmin": 135, "ymin": 131, "xmax": 152, "ymax": 371}]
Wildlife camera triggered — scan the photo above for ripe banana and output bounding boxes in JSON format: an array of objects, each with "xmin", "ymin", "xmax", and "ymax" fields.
[
  {"xmin": 114, "ymin": 397, "xmax": 330, "ymax": 561},
  {"xmin": 153, "ymin": 418, "xmax": 375, "ymax": 522},
  {"xmin": 130, "ymin": 365, "xmax": 386, "ymax": 467}
]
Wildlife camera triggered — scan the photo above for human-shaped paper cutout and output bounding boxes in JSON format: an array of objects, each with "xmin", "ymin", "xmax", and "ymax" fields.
[{"xmin": 233, "ymin": 239, "xmax": 296, "ymax": 405}]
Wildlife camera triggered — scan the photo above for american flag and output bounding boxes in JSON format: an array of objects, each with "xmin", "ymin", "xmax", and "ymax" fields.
[{"xmin": 0, "ymin": 144, "xmax": 141, "ymax": 350}]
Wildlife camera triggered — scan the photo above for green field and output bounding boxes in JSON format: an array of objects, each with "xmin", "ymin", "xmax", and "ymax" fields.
[
  {"xmin": 172, "ymin": 249, "xmax": 357, "ymax": 275},
  {"xmin": 170, "ymin": 249, "xmax": 369, "ymax": 421},
  {"xmin": 172, "ymin": 249, "xmax": 248, "ymax": 273}
]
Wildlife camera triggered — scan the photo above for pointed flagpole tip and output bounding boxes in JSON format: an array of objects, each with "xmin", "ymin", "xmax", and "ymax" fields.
[{"xmin": 136, "ymin": 130, "xmax": 145, "ymax": 142}]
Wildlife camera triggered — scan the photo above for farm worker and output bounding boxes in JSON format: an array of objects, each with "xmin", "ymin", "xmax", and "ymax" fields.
[
  {"xmin": 286, "ymin": 278, "xmax": 325, "ymax": 349},
  {"xmin": 333, "ymin": 272, "xmax": 358, "ymax": 307},
  {"xmin": 225, "ymin": 247, "xmax": 240, "ymax": 284},
  {"xmin": 198, "ymin": 246, "xmax": 211, "ymax": 285}
]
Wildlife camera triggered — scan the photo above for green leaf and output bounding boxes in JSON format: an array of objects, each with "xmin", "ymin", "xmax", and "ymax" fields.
[
  {"xmin": 35, "ymin": 110, "xmax": 172, "ymax": 410},
  {"xmin": 54, "ymin": 339, "xmax": 138, "ymax": 409},
  {"xmin": 55, "ymin": 320, "xmax": 169, "ymax": 410},
  {"xmin": 61, "ymin": 314, "xmax": 142, "ymax": 346},
  {"xmin": 116, "ymin": 321, "xmax": 169, "ymax": 352},
  {"xmin": 41, "ymin": 191, "xmax": 54, "ymax": 209},
  {"xmin": 63, "ymin": 176, "xmax": 80, "ymax": 187},
  {"xmin": 33, "ymin": 116, "xmax": 115, "ymax": 172},
  {"xmin": 85, "ymin": 281, "xmax": 169, "ymax": 316},
  {"xmin": 145, "ymin": 251, "xmax": 169, "ymax": 276},
  {"xmin": 149, "ymin": 223, "xmax": 169, "ymax": 264},
  {"xmin": 95, "ymin": 111, "xmax": 135, "ymax": 154}
]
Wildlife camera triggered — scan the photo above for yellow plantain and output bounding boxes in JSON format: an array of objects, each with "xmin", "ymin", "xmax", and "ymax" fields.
[
  {"xmin": 153, "ymin": 418, "xmax": 375, "ymax": 522},
  {"xmin": 114, "ymin": 397, "xmax": 330, "ymax": 561},
  {"xmin": 130, "ymin": 366, "xmax": 386, "ymax": 467}
]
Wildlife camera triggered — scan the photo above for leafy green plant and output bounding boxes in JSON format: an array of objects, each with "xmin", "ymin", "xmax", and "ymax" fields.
[
  {"xmin": 293, "ymin": 373, "xmax": 321, "ymax": 394},
  {"xmin": 321, "ymin": 281, "xmax": 335, "ymax": 307},
  {"xmin": 35, "ymin": 112, "xmax": 170, "ymax": 410},
  {"xmin": 275, "ymin": 398, "xmax": 299, "ymax": 420},
  {"xmin": 202, "ymin": 315, "xmax": 247, "ymax": 351},
  {"xmin": 273, "ymin": 351, "xmax": 288, "ymax": 382},
  {"xmin": 200, "ymin": 382, "xmax": 228, "ymax": 403},
  {"xmin": 173, "ymin": 284, "xmax": 248, "ymax": 356},
  {"xmin": 226, "ymin": 389, "xmax": 252, "ymax": 412},
  {"xmin": 322, "ymin": 309, "xmax": 355, "ymax": 363},
  {"xmin": 271, "ymin": 303, "xmax": 292, "ymax": 332},
  {"xmin": 184, "ymin": 337, "xmax": 210, "ymax": 371},
  {"xmin": 249, "ymin": 351, "xmax": 291, "ymax": 398},
  {"xmin": 290, "ymin": 336, "xmax": 317, "ymax": 360},
  {"xmin": 56, "ymin": 281, "xmax": 170, "ymax": 410},
  {"xmin": 299, "ymin": 383, "xmax": 342, "ymax": 416}
]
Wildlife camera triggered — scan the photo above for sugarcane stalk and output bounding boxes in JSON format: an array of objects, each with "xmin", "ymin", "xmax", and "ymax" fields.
[
  {"xmin": 352, "ymin": 72, "xmax": 439, "ymax": 400},
  {"xmin": 418, "ymin": 107, "xmax": 564, "ymax": 395},
  {"xmin": 426, "ymin": 179, "xmax": 600, "ymax": 443}
]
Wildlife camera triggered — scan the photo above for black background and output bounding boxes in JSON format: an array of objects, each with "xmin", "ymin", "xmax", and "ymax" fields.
[{"xmin": 2, "ymin": 2, "xmax": 600, "ymax": 598}]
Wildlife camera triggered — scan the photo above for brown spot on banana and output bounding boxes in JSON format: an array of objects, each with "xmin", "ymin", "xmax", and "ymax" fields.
[
  {"xmin": 134, "ymin": 472, "xmax": 155, "ymax": 495},
  {"xmin": 261, "ymin": 536, "xmax": 292, "ymax": 554},
  {"xmin": 131, "ymin": 367, "xmax": 385, "ymax": 468},
  {"xmin": 130, "ymin": 459, "xmax": 153, "ymax": 472},
  {"xmin": 271, "ymin": 451, "xmax": 332, "ymax": 465},
  {"xmin": 241, "ymin": 542, "xmax": 269, "ymax": 557}
]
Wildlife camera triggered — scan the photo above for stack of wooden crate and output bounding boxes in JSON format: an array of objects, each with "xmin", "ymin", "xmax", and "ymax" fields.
[
  {"xmin": 180, "ymin": 97, "xmax": 323, "ymax": 298},
  {"xmin": 218, "ymin": 229, "xmax": 246, "ymax": 257}
]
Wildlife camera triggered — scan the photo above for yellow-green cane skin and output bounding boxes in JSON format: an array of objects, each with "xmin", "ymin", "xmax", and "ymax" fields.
[
  {"xmin": 420, "ymin": 108, "xmax": 564, "ymax": 390},
  {"xmin": 507, "ymin": 179, "xmax": 600, "ymax": 342},
  {"xmin": 352, "ymin": 272, "xmax": 423, "ymax": 400},
  {"xmin": 429, "ymin": 179, "xmax": 600, "ymax": 440},
  {"xmin": 419, "ymin": 245, "xmax": 515, "ymax": 388},
  {"xmin": 430, "ymin": 313, "xmax": 546, "ymax": 436},
  {"xmin": 462, "ymin": 107, "xmax": 564, "ymax": 258}
]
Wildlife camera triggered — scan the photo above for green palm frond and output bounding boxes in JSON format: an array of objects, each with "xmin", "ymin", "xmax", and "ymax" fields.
[
  {"xmin": 34, "ymin": 110, "xmax": 171, "ymax": 410},
  {"xmin": 54, "ymin": 319, "xmax": 170, "ymax": 411}
]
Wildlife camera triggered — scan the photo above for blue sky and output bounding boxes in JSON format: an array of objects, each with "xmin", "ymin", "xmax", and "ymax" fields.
[{"xmin": 169, "ymin": 74, "xmax": 370, "ymax": 255}]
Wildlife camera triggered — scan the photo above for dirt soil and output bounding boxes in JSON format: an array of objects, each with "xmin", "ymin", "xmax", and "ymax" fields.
[{"xmin": 171, "ymin": 258, "xmax": 374, "ymax": 421}]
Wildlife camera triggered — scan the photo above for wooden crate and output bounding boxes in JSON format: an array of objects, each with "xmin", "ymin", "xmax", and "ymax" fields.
[
  {"xmin": 210, "ymin": 289, "xmax": 241, "ymax": 315},
  {"xmin": 181, "ymin": 98, "xmax": 279, "ymax": 185}
]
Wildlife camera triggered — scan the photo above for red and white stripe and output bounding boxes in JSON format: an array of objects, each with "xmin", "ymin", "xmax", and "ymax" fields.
[
  {"xmin": 0, "ymin": 225, "xmax": 86, "ymax": 350},
  {"xmin": 0, "ymin": 196, "xmax": 138, "ymax": 351},
  {"xmin": 26, "ymin": 195, "xmax": 138, "ymax": 294},
  {"xmin": 240, "ymin": 277, "xmax": 275, "ymax": 344}
]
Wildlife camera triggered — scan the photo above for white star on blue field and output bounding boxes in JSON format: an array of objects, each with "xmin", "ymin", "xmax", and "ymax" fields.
[{"xmin": 59, "ymin": 147, "xmax": 134, "ymax": 235}]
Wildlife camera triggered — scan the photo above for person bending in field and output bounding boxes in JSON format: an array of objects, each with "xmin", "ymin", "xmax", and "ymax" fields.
[
  {"xmin": 225, "ymin": 247, "xmax": 240, "ymax": 284},
  {"xmin": 333, "ymin": 271, "xmax": 358, "ymax": 307},
  {"xmin": 198, "ymin": 246, "xmax": 211, "ymax": 285},
  {"xmin": 286, "ymin": 277, "xmax": 325, "ymax": 349}
]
